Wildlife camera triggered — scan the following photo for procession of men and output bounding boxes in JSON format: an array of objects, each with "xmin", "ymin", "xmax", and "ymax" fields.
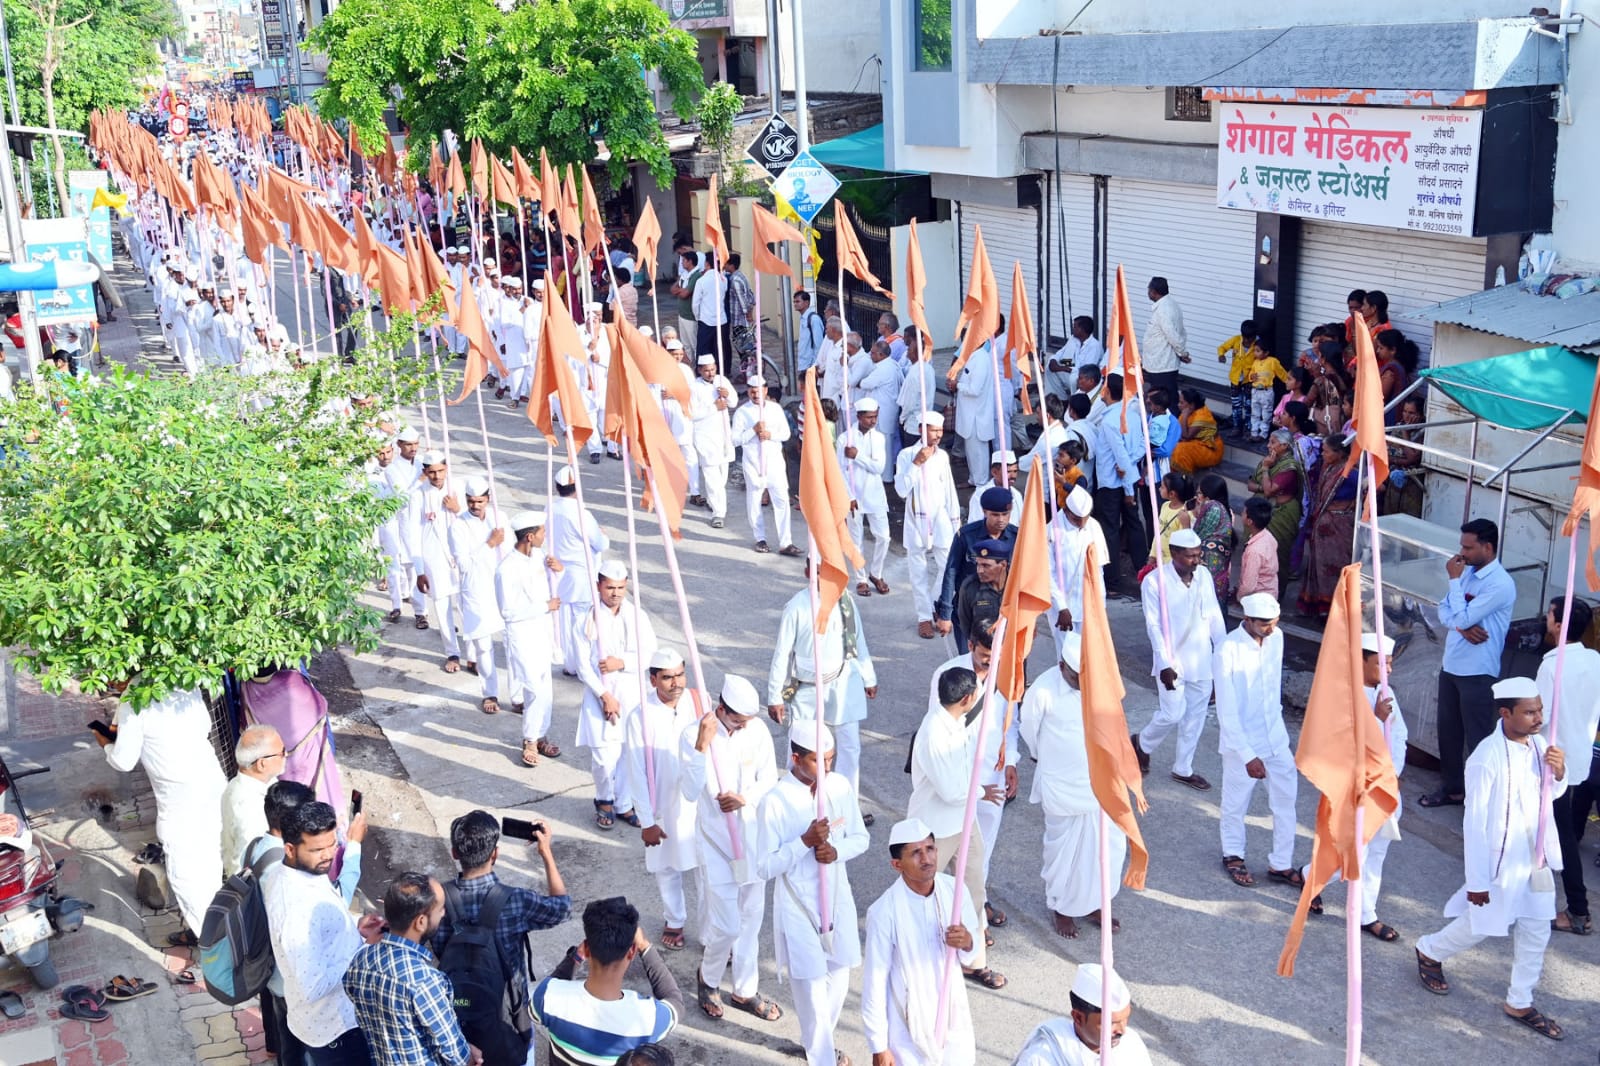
[{"xmin": 73, "ymin": 102, "xmax": 1597, "ymax": 1066}]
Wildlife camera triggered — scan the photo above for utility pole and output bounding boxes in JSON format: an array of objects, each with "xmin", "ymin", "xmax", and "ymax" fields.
[
  {"xmin": 766, "ymin": 0, "xmax": 795, "ymax": 392},
  {"xmin": 788, "ymin": 0, "xmax": 811, "ymax": 152},
  {"xmin": 0, "ymin": 0, "xmax": 46, "ymax": 381}
]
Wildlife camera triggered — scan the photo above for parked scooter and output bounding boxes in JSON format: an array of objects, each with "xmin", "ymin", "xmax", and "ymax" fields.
[{"xmin": 0, "ymin": 754, "xmax": 86, "ymax": 988}]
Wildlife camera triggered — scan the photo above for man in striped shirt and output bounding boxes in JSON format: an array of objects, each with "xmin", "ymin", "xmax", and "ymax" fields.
[{"xmin": 530, "ymin": 897, "xmax": 681, "ymax": 1066}]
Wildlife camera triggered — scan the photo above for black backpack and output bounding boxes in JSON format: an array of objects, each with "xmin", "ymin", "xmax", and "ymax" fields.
[
  {"xmin": 198, "ymin": 837, "xmax": 281, "ymax": 1006},
  {"xmin": 438, "ymin": 882, "xmax": 531, "ymax": 1066}
]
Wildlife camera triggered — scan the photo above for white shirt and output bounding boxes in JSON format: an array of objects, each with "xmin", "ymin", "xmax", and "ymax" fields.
[
  {"xmin": 1012, "ymin": 1019, "xmax": 1154, "ymax": 1065},
  {"xmin": 908, "ymin": 706, "xmax": 983, "ymax": 838},
  {"xmin": 1140, "ymin": 563, "xmax": 1225, "ymax": 680},
  {"xmin": 861, "ymin": 875, "xmax": 979, "ymax": 1065},
  {"xmin": 730, "ymin": 399, "xmax": 790, "ymax": 482},
  {"xmin": 679, "ymin": 717, "xmax": 778, "ymax": 885},
  {"xmin": 1142, "ymin": 295, "xmax": 1187, "ymax": 373},
  {"xmin": 220, "ymin": 772, "xmax": 273, "ymax": 875},
  {"xmin": 403, "ymin": 486, "xmax": 460, "ymax": 598},
  {"xmin": 838, "ymin": 424, "xmax": 889, "ymax": 514},
  {"xmin": 897, "ymin": 359, "xmax": 937, "ymax": 438},
  {"xmin": 546, "ymin": 496, "xmax": 609, "ymax": 606},
  {"xmin": 1212, "ymin": 627, "xmax": 1288, "ymax": 762},
  {"xmin": 765, "ymin": 590, "xmax": 877, "ymax": 723},
  {"xmin": 894, "ymin": 444, "xmax": 960, "ymax": 548},
  {"xmin": 691, "ymin": 270, "xmax": 726, "ymax": 327},
  {"xmin": 965, "ymin": 479, "xmax": 1024, "ymax": 525},
  {"xmin": 265, "ymin": 863, "xmax": 364, "ymax": 1046},
  {"xmin": 495, "ymin": 547, "xmax": 557, "ymax": 627},
  {"xmin": 756, "ymin": 771, "xmax": 868, "ymax": 979},
  {"xmin": 1049, "ymin": 514, "xmax": 1107, "ymax": 624},
  {"xmin": 859, "ymin": 359, "xmax": 903, "ymax": 456},
  {"xmin": 953, "ymin": 342, "xmax": 998, "ymax": 441},
  {"xmin": 688, "ymin": 374, "xmax": 736, "ymax": 463},
  {"xmin": 1536, "ymin": 641, "xmax": 1600, "ymax": 785},
  {"xmin": 624, "ymin": 691, "xmax": 701, "ymax": 874},
  {"xmin": 928, "ymin": 653, "xmax": 1020, "ymax": 773},
  {"xmin": 574, "ymin": 603, "xmax": 658, "ymax": 746},
  {"xmin": 105, "ymin": 688, "xmax": 227, "ymax": 828},
  {"xmin": 1019, "ymin": 667, "xmax": 1095, "ymax": 817}
]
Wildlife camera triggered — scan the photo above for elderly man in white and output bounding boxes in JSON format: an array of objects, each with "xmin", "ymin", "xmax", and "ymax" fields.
[
  {"xmin": 756, "ymin": 723, "xmax": 869, "ymax": 1066},
  {"xmin": 1213, "ymin": 593, "xmax": 1299, "ymax": 889},
  {"xmin": 688, "ymin": 353, "xmax": 736, "ymax": 528},
  {"xmin": 840, "ymin": 396, "xmax": 892, "ymax": 596},
  {"xmin": 1141, "ymin": 276, "xmax": 1189, "ymax": 399},
  {"xmin": 895, "ymin": 412, "xmax": 962, "ymax": 641},
  {"xmin": 730, "ymin": 376, "xmax": 800, "ymax": 555},
  {"xmin": 948, "ymin": 326, "xmax": 1000, "ymax": 487},
  {"xmin": 574, "ymin": 561, "xmax": 658, "ymax": 832},
  {"xmin": 220, "ymin": 724, "xmax": 285, "ymax": 875},
  {"xmin": 858, "ymin": 340, "xmax": 903, "ymax": 473},
  {"xmin": 1048, "ymin": 485, "xmax": 1108, "ymax": 652},
  {"xmin": 495, "ymin": 276, "xmax": 533, "ymax": 407},
  {"xmin": 895, "ymin": 327, "xmax": 937, "ymax": 449}
]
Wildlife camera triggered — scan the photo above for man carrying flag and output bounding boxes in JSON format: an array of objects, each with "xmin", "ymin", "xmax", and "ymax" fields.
[
  {"xmin": 731, "ymin": 377, "xmax": 801, "ymax": 555},
  {"xmin": 895, "ymin": 411, "xmax": 962, "ymax": 640}
]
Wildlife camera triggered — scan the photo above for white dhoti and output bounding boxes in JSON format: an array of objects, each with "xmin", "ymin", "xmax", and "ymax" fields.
[
  {"xmin": 1139, "ymin": 678, "xmax": 1212, "ymax": 777},
  {"xmin": 697, "ymin": 875, "xmax": 765, "ymax": 998},
  {"xmin": 159, "ymin": 802, "xmax": 224, "ymax": 933},
  {"xmin": 1041, "ymin": 811, "xmax": 1126, "ymax": 917},
  {"xmin": 1219, "ymin": 747, "xmax": 1298, "ymax": 870}
]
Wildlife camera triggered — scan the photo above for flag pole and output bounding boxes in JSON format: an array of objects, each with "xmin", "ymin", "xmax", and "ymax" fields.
[
  {"xmin": 934, "ymin": 616, "xmax": 1009, "ymax": 1044},
  {"xmin": 619, "ymin": 436, "xmax": 656, "ymax": 807},
  {"xmin": 1346, "ymin": 801, "xmax": 1364, "ymax": 1066},
  {"xmin": 803, "ymin": 536, "xmax": 834, "ymax": 943},
  {"xmin": 1535, "ymin": 519, "xmax": 1580, "ymax": 870},
  {"xmin": 990, "ymin": 330, "xmax": 1010, "ymax": 487},
  {"xmin": 1125, "ymin": 321, "xmax": 1176, "ymax": 665},
  {"xmin": 1098, "ymin": 808, "xmax": 1113, "ymax": 1066}
]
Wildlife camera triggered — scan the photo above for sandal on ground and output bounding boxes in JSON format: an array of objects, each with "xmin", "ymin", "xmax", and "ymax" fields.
[
  {"xmin": 616, "ymin": 808, "xmax": 642, "ymax": 829},
  {"xmin": 855, "ymin": 581, "xmax": 873, "ymax": 597},
  {"xmin": 778, "ymin": 545, "xmax": 804, "ymax": 557},
  {"xmin": 166, "ymin": 929, "xmax": 198, "ymax": 948},
  {"xmin": 1415, "ymin": 949, "xmax": 1449, "ymax": 995},
  {"xmin": 174, "ymin": 968, "xmax": 198, "ymax": 985},
  {"xmin": 962, "ymin": 968, "xmax": 1007, "ymax": 990},
  {"xmin": 985, "ymin": 902, "xmax": 1007, "ymax": 927},
  {"xmin": 1418, "ymin": 791, "xmax": 1463, "ymax": 808},
  {"xmin": 593, "ymin": 800, "xmax": 616, "ymax": 831},
  {"xmin": 660, "ymin": 927, "xmax": 686, "ymax": 951},
  {"xmin": 480, "ymin": 697, "xmax": 499, "ymax": 715},
  {"xmin": 376, "ymin": 578, "xmax": 389, "ymax": 592},
  {"xmin": 63, "ymin": 986, "xmax": 106, "ymax": 1008},
  {"xmin": 1267, "ymin": 867, "xmax": 1305, "ymax": 888},
  {"xmin": 1362, "ymin": 921, "xmax": 1399, "ymax": 942},
  {"xmin": 105, "ymin": 976, "xmax": 155, "ymax": 1001},
  {"xmin": 754, "ymin": 541, "xmax": 771, "ymax": 554},
  {"xmin": 728, "ymin": 993, "xmax": 783, "ymax": 1021},
  {"xmin": 58, "ymin": 996, "xmax": 110, "ymax": 1022},
  {"xmin": 385, "ymin": 608, "xmax": 402, "ymax": 623},
  {"xmin": 871, "ymin": 577, "xmax": 890, "ymax": 595},
  {"xmin": 0, "ymin": 990, "xmax": 22, "ymax": 1019},
  {"xmin": 414, "ymin": 615, "xmax": 430, "ymax": 630},
  {"xmin": 132, "ymin": 842, "xmax": 165, "ymax": 865},
  {"xmin": 537, "ymin": 738, "xmax": 562, "ymax": 759},
  {"xmin": 862, "ymin": 812, "xmax": 875, "ymax": 826},
  {"xmin": 697, "ymin": 973, "xmax": 724, "ymax": 1020},
  {"xmin": 1504, "ymin": 1006, "xmax": 1563, "ymax": 1040},
  {"xmin": 1309, "ymin": 894, "xmax": 1323, "ymax": 915},
  {"xmin": 918, "ymin": 620, "xmax": 935, "ymax": 640},
  {"xmin": 1222, "ymin": 855, "xmax": 1255, "ymax": 887},
  {"xmin": 521, "ymin": 741, "xmax": 539, "ymax": 768},
  {"xmin": 464, "ymin": 661, "xmax": 479, "ymax": 675},
  {"xmin": 1552, "ymin": 910, "xmax": 1592, "ymax": 935},
  {"xmin": 443, "ymin": 656, "xmax": 461, "ymax": 674}
]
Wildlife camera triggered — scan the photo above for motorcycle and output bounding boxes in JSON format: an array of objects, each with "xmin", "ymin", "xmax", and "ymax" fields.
[{"xmin": 0, "ymin": 754, "xmax": 82, "ymax": 989}]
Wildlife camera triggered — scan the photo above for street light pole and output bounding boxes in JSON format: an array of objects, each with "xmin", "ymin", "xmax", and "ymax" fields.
[{"xmin": 0, "ymin": 0, "xmax": 47, "ymax": 381}]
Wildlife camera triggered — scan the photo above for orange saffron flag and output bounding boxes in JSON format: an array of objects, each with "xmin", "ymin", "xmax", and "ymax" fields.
[
  {"xmin": 617, "ymin": 317, "xmax": 690, "ymax": 409},
  {"xmin": 450, "ymin": 276, "xmax": 507, "ymax": 403},
  {"xmin": 1277, "ymin": 564, "xmax": 1401, "ymax": 977},
  {"xmin": 530, "ymin": 285, "xmax": 595, "ymax": 447},
  {"xmin": 703, "ymin": 174, "xmax": 729, "ymax": 267},
  {"xmin": 559, "ymin": 165, "xmax": 582, "ymax": 240},
  {"xmin": 428, "ymin": 144, "xmax": 445, "ymax": 202},
  {"xmin": 313, "ymin": 205, "xmax": 359, "ymax": 277},
  {"xmin": 750, "ymin": 203, "xmax": 804, "ymax": 278},
  {"xmin": 538, "ymin": 148, "xmax": 560, "ymax": 219},
  {"xmin": 512, "ymin": 147, "xmax": 538, "ymax": 202},
  {"xmin": 470, "ymin": 138, "xmax": 489, "ymax": 202},
  {"xmin": 905, "ymin": 218, "xmax": 932, "ymax": 343},
  {"xmin": 237, "ymin": 181, "xmax": 287, "ymax": 265},
  {"xmin": 414, "ymin": 232, "xmax": 458, "ymax": 326},
  {"xmin": 797, "ymin": 368, "xmax": 864, "ymax": 630},
  {"xmin": 447, "ymin": 147, "xmax": 467, "ymax": 201},
  {"xmin": 1007, "ymin": 260, "xmax": 1038, "ymax": 415},
  {"xmin": 1345, "ymin": 314, "xmax": 1390, "ymax": 491},
  {"xmin": 604, "ymin": 324, "xmax": 691, "ymax": 537},
  {"xmin": 951, "ymin": 224, "xmax": 998, "ymax": 375},
  {"xmin": 1105, "ymin": 265, "xmax": 1144, "ymax": 432},
  {"xmin": 581, "ymin": 165, "xmax": 605, "ymax": 255},
  {"xmin": 1079, "ymin": 541, "xmax": 1150, "ymax": 890},
  {"xmin": 491, "ymin": 154, "xmax": 518, "ymax": 207},
  {"xmin": 632, "ymin": 198, "xmax": 662, "ymax": 284},
  {"xmin": 833, "ymin": 201, "xmax": 892, "ymax": 299},
  {"xmin": 995, "ymin": 469, "xmax": 1052, "ymax": 701},
  {"xmin": 1565, "ymin": 365, "xmax": 1600, "ymax": 588}
]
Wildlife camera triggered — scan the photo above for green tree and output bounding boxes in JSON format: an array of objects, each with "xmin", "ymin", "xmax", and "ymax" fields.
[
  {"xmin": 0, "ymin": 320, "xmax": 442, "ymax": 709},
  {"xmin": 310, "ymin": 0, "xmax": 704, "ymax": 184}
]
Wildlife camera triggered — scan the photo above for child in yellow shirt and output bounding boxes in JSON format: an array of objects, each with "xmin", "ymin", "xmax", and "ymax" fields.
[
  {"xmin": 1217, "ymin": 318, "xmax": 1259, "ymax": 437},
  {"xmin": 1247, "ymin": 347, "xmax": 1290, "ymax": 440}
]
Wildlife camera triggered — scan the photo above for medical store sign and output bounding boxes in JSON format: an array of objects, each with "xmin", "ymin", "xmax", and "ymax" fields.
[{"xmin": 1217, "ymin": 104, "xmax": 1482, "ymax": 236}]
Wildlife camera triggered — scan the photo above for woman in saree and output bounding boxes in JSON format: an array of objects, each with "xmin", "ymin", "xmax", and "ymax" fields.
[
  {"xmin": 1170, "ymin": 387, "xmax": 1224, "ymax": 474},
  {"xmin": 1296, "ymin": 435, "xmax": 1360, "ymax": 617},
  {"xmin": 1192, "ymin": 473, "xmax": 1236, "ymax": 601},
  {"xmin": 1246, "ymin": 429, "xmax": 1304, "ymax": 595},
  {"xmin": 1382, "ymin": 394, "xmax": 1427, "ymax": 517}
]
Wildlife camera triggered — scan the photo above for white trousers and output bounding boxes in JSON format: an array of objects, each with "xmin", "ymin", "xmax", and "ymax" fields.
[
  {"xmin": 975, "ymin": 765, "xmax": 1007, "ymax": 886},
  {"xmin": 434, "ymin": 594, "xmax": 462, "ymax": 659},
  {"xmin": 700, "ymin": 460, "xmax": 729, "ymax": 520},
  {"xmin": 387, "ymin": 561, "xmax": 424, "ymax": 614},
  {"xmin": 507, "ymin": 363, "xmax": 534, "ymax": 401},
  {"xmin": 677, "ymin": 316, "xmax": 697, "ymax": 357},
  {"xmin": 1312, "ymin": 806, "xmax": 1399, "ymax": 925},
  {"xmin": 849, "ymin": 508, "xmax": 891, "ymax": 580},
  {"xmin": 1138, "ymin": 679, "xmax": 1212, "ymax": 776},
  {"xmin": 462, "ymin": 634, "xmax": 499, "ymax": 699},
  {"xmin": 698, "ymin": 876, "xmax": 765, "ymax": 998},
  {"xmin": 504, "ymin": 620, "xmax": 554, "ymax": 739},
  {"xmin": 905, "ymin": 530, "xmax": 953, "ymax": 622},
  {"xmin": 681, "ymin": 443, "xmax": 701, "ymax": 496},
  {"xmin": 835, "ymin": 721, "xmax": 861, "ymax": 796},
  {"xmin": 934, "ymin": 828, "xmax": 988, "ymax": 970},
  {"xmin": 589, "ymin": 743, "xmax": 633, "ymax": 811},
  {"xmin": 960, "ymin": 432, "xmax": 994, "ymax": 482},
  {"xmin": 655, "ymin": 868, "xmax": 689, "ymax": 929},
  {"xmin": 1249, "ymin": 387, "xmax": 1275, "ymax": 437},
  {"xmin": 158, "ymin": 810, "xmax": 224, "ymax": 933},
  {"xmin": 792, "ymin": 966, "xmax": 852, "ymax": 1066},
  {"xmin": 559, "ymin": 603, "xmax": 591, "ymax": 674},
  {"xmin": 746, "ymin": 476, "xmax": 793, "ymax": 546},
  {"xmin": 1219, "ymin": 748, "xmax": 1299, "ymax": 870},
  {"xmin": 1417, "ymin": 914, "xmax": 1552, "ymax": 1010}
]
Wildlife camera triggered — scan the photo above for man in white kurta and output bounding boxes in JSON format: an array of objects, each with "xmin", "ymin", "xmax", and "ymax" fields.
[
  {"xmin": 1535, "ymin": 596, "xmax": 1600, "ymax": 933},
  {"xmin": 448, "ymin": 476, "xmax": 510, "ymax": 713},
  {"xmin": 766, "ymin": 571, "xmax": 877, "ymax": 797},
  {"xmin": 1048, "ymin": 486, "xmax": 1107, "ymax": 655},
  {"xmin": 495, "ymin": 278, "xmax": 532, "ymax": 405},
  {"xmin": 1134, "ymin": 529, "xmax": 1226, "ymax": 789},
  {"xmin": 624, "ymin": 649, "xmax": 702, "ymax": 945},
  {"xmin": 756, "ymin": 724, "xmax": 869, "ymax": 1066},
  {"xmin": 679, "ymin": 676, "xmax": 780, "ymax": 1018},
  {"xmin": 547, "ymin": 465, "xmax": 610, "ymax": 675},
  {"xmin": 1012, "ymin": 964, "xmax": 1153, "ymax": 1065},
  {"xmin": 1213, "ymin": 593, "xmax": 1299, "ymax": 882},
  {"xmin": 575, "ymin": 561, "xmax": 658, "ymax": 827},
  {"xmin": 689, "ymin": 354, "xmax": 736, "ymax": 527},
  {"xmin": 495, "ymin": 510, "xmax": 563, "ymax": 768},
  {"xmin": 896, "ymin": 328, "xmax": 937, "ymax": 450},
  {"xmin": 1416, "ymin": 676, "xmax": 1568, "ymax": 1037},
  {"xmin": 371, "ymin": 440, "xmax": 422, "ymax": 623},
  {"xmin": 1020, "ymin": 633, "xmax": 1127, "ymax": 938},
  {"xmin": 839, "ymin": 398, "xmax": 891, "ymax": 593},
  {"xmin": 661, "ymin": 340, "xmax": 700, "ymax": 500},
  {"xmin": 858, "ymin": 341, "xmax": 903, "ymax": 477},
  {"xmin": 404, "ymin": 450, "xmax": 464, "ymax": 663},
  {"xmin": 895, "ymin": 413, "xmax": 962, "ymax": 638},
  {"xmin": 730, "ymin": 377, "xmax": 799, "ymax": 554},
  {"xmin": 861, "ymin": 818, "xmax": 981, "ymax": 1066},
  {"xmin": 101, "ymin": 687, "xmax": 227, "ymax": 937},
  {"xmin": 950, "ymin": 335, "xmax": 999, "ymax": 487}
]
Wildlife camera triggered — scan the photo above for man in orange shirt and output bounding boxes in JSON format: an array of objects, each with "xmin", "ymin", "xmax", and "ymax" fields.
[{"xmin": 1236, "ymin": 497, "xmax": 1279, "ymax": 601}]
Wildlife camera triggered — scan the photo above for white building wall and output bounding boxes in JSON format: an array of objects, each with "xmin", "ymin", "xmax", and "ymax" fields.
[
  {"xmin": 1552, "ymin": 30, "xmax": 1600, "ymax": 270},
  {"xmin": 776, "ymin": 0, "xmax": 884, "ymax": 96},
  {"xmin": 1049, "ymin": 0, "xmax": 1530, "ymax": 35}
]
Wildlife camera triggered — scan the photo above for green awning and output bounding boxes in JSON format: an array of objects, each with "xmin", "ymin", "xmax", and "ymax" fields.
[
  {"xmin": 1418, "ymin": 345, "xmax": 1596, "ymax": 431},
  {"xmin": 810, "ymin": 124, "xmax": 925, "ymax": 174}
]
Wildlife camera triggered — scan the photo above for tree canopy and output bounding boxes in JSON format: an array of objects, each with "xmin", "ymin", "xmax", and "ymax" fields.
[
  {"xmin": 7, "ymin": 0, "xmax": 178, "ymax": 132},
  {"xmin": 310, "ymin": 0, "xmax": 704, "ymax": 185},
  {"xmin": 0, "ymin": 324, "xmax": 440, "ymax": 709}
]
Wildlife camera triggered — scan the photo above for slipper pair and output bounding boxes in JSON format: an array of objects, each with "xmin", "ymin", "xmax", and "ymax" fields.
[
  {"xmin": 106, "ymin": 975, "xmax": 157, "ymax": 1001},
  {"xmin": 59, "ymin": 985, "xmax": 110, "ymax": 1022}
]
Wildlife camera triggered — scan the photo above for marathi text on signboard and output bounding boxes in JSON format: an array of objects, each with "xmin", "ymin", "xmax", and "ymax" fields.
[{"xmin": 1215, "ymin": 104, "xmax": 1482, "ymax": 236}]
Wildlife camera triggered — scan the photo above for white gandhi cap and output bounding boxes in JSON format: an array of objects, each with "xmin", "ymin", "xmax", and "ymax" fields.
[
  {"xmin": 1066, "ymin": 485, "xmax": 1093, "ymax": 518},
  {"xmin": 419, "ymin": 450, "xmax": 446, "ymax": 467},
  {"xmin": 990, "ymin": 449, "xmax": 1017, "ymax": 465},
  {"xmin": 1168, "ymin": 529, "xmax": 1202, "ymax": 550},
  {"xmin": 1060, "ymin": 630, "xmax": 1082, "ymax": 671},
  {"xmin": 888, "ymin": 817, "xmax": 934, "ymax": 846},
  {"xmin": 598, "ymin": 560, "xmax": 629, "ymax": 582},
  {"xmin": 395, "ymin": 427, "xmax": 420, "ymax": 444},
  {"xmin": 649, "ymin": 648, "xmax": 684, "ymax": 671},
  {"xmin": 1361, "ymin": 633, "xmax": 1396, "ymax": 655},
  {"xmin": 920, "ymin": 411, "xmax": 944, "ymax": 429},
  {"xmin": 788, "ymin": 722, "xmax": 835, "ymax": 753},
  {"xmin": 1492, "ymin": 676, "xmax": 1539, "ymax": 700},
  {"xmin": 510, "ymin": 510, "xmax": 545, "ymax": 531},
  {"xmin": 854, "ymin": 397, "xmax": 879, "ymax": 413},
  {"xmin": 719, "ymin": 675, "xmax": 760, "ymax": 717},
  {"xmin": 747, "ymin": 375, "xmax": 767, "ymax": 388},
  {"xmin": 696, "ymin": 353, "xmax": 715, "ymax": 365},
  {"xmin": 1071, "ymin": 964, "xmax": 1131, "ymax": 1012},
  {"xmin": 555, "ymin": 464, "xmax": 575, "ymax": 487},
  {"xmin": 1239, "ymin": 592, "xmax": 1280, "ymax": 620}
]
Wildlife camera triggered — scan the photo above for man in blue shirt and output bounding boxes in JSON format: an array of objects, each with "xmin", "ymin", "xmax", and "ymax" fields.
[
  {"xmin": 1078, "ymin": 387, "xmax": 1137, "ymax": 594},
  {"xmin": 793, "ymin": 290, "xmax": 824, "ymax": 375},
  {"xmin": 1422, "ymin": 518, "xmax": 1517, "ymax": 808}
]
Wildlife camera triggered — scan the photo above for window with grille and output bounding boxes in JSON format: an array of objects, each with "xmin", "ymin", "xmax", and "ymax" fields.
[{"xmin": 1166, "ymin": 87, "xmax": 1211, "ymax": 122}]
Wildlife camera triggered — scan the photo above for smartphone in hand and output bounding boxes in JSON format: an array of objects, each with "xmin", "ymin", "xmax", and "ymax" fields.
[
  {"xmin": 501, "ymin": 816, "xmax": 545, "ymax": 841},
  {"xmin": 88, "ymin": 720, "xmax": 115, "ymax": 741},
  {"xmin": 350, "ymin": 789, "xmax": 364, "ymax": 818}
]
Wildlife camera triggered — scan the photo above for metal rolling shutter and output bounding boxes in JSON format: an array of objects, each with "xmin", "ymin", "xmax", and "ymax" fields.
[
  {"xmin": 1294, "ymin": 221, "xmax": 1486, "ymax": 368},
  {"xmin": 1045, "ymin": 172, "xmax": 1097, "ymax": 345},
  {"xmin": 1103, "ymin": 178, "xmax": 1258, "ymax": 389},
  {"xmin": 959, "ymin": 201, "xmax": 1040, "ymax": 333}
]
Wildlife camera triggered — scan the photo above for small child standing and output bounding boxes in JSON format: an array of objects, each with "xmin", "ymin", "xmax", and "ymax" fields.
[
  {"xmin": 1217, "ymin": 319, "xmax": 1260, "ymax": 437},
  {"xmin": 1246, "ymin": 344, "xmax": 1290, "ymax": 440}
]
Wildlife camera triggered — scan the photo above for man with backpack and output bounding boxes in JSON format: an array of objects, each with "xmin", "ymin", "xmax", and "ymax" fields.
[{"xmin": 432, "ymin": 810, "xmax": 571, "ymax": 1065}]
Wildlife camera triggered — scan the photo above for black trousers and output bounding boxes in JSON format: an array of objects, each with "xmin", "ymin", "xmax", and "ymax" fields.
[
  {"xmin": 1145, "ymin": 369, "xmax": 1180, "ymax": 400},
  {"xmin": 1435, "ymin": 671, "xmax": 1498, "ymax": 795},
  {"xmin": 1092, "ymin": 486, "xmax": 1138, "ymax": 588},
  {"xmin": 262, "ymin": 992, "xmax": 306, "ymax": 1065},
  {"xmin": 1555, "ymin": 763, "xmax": 1598, "ymax": 917},
  {"xmin": 697, "ymin": 321, "xmax": 734, "ymax": 377}
]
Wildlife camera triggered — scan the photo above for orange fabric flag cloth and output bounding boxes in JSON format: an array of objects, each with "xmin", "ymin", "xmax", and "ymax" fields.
[
  {"xmin": 447, "ymin": 148, "xmax": 467, "ymax": 201},
  {"xmin": 604, "ymin": 324, "xmax": 691, "ymax": 537},
  {"xmin": 905, "ymin": 218, "xmax": 932, "ymax": 343},
  {"xmin": 530, "ymin": 285, "xmax": 595, "ymax": 447},
  {"xmin": 1105, "ymin": 265, "xmax": 1144, "ymax": 432},
  {"xmin": 703, "ymin": 175, "xmax": 729, "ymax": 267},
  {"xmin": 1565, "ymin": 364, "xmax": 1600, "ymax": 588},
  {"xmin": 492, "ymin": 154, "xmax": 518, "ymax": 207},
  {"xmin": 559, "ymin": 165, "xmax": 582, "ymax": 241},
  {"xmin": 413, "ymin": 232, "xmax": 458, "ymax": 326},
  {"xmin": 951, "ymin": 224, "xmax": 997, "ymax": 376},
  {"xmin": 539, "ymin": 148, "xmax": 560, "ymax": 218},
  {"xmin": 616, "ymin": 317, "xmax": 690, "ymax": 409},
  {"xmin": 1345, "ymin": 315, "xmax": 1390, "ymax": 491},
  {"xmin": 1007, "ymin": 260, "xmax": 1038, "ymax": 414},
  {"xmin": 450, "ymin": 279, "xmax": 507, "ymax": 403},
  {"xmin": 833, "ymin": 202, "xmax": 893, "ymax": 299},
  {"xmin": 1079, "ymin": 542, "xmax": 1150, "ymax": 889},
  {"xmin": 512, "ymin": 148, "xmax": 538, "ymax": 203},
  {"xmin": 798, "ymin": 368, "xmax": 865, "ymax": 630},
  {"xmin": 581, "ymin": 166, "xmax": 606, "ymax": 255},
  {"xmin": 995, "ymin": 468, "xmax": 1052, "ymax": 701},
  {"xmin": 470, "ymin": 138, "xmax": 489, "ymax": 202},
  {"xmin": 1277, "ymin": 563, "xmax": 1400, "ymax": 977},
  {"xmin": 632, "ymin": 199, "xmax": 662, "ymax": 283},
  {"xmin": 237, "ymin": 182, "xmax": 287, "ymax": 266},
  {"xmin": 751, "ymin": 203, "xmax": 804, "ymax": 278}
]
